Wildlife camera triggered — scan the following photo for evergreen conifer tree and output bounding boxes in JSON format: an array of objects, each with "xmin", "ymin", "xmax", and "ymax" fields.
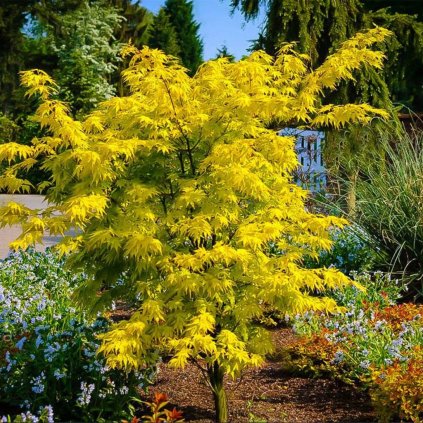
[
  {"xmin": 110, "ymin": 0, "xmax": 153, "ymax": 47},
  {"xmin": 0, "ymin": 0, "xmax": 37, "ymax": 114},
  {"xmin": 232, "ymin": 0, "xmax": 423, "ymax": 111},
  {"xmin": 149, "ymin": 8, "xmax": 181, "ymax": 57},
  {"xmin": 163, "ymin": 0, "xmax": 203, "ymax": 73},
  {"xmin": 215, "ymin": 45, "xmax": 235, "ymax": 62},
  {"xmin": 365, "ymin": 0, "xmax": 423, "ymax": 19}
]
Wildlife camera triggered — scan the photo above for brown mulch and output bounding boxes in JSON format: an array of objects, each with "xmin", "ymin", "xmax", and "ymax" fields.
[{"xmin": 143, "ymin": 328, "xmax": 377, "ymax": 423}]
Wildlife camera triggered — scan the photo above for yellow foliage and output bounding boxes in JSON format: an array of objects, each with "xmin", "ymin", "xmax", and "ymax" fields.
[{"xmin": 0, "ymin": 28, "xmax": 391, "ymax": 381}]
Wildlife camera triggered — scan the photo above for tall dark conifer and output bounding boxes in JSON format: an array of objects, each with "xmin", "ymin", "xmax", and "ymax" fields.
[
  {"xmin": 149, "ymin": 8, "xmax": 181, "ymax": 57},
  {"xmin": 215, "ymin": 45, "xmax": 235, "ymax": 62},
  {"xmin": 231, "ymin": 0, "xmax": 423, "ymax": 111},
  {"xmin": 0, "ymin": 0, "xmax": 37, "ymax": 114},
  {"xmin": 163, "ymin": 0, "xmax": 203, "ymax": 73},
  {"xmin": 109, "ymin": 0, "xmax": 153, "ymax": 47}
]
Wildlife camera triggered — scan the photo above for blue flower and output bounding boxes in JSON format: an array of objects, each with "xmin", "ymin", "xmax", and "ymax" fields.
[
  {"xmin": 31, "ymin": 372, "xmax": 45, "ymax": 394},
  {"xmin": 53, "ymin": 369, "xmax": 66, "ymax": 380},
  {"xmin": 77, "ymin": 382, "xmax": 95, "ymax": 406},
  {"xmin": 331, "ymin": 350, "xmax": 344, "ymax": 364},
  {"xmin": 374, "ymin": 320, "xmax": 385, "ymax": 330},
  {"xmin": 16, "ymin": 336, "xmax": 27, "ymax": 350},
  {"xmin": 41, "ymin": 405, "xmax": 54, "ymax": 423},
  {"xmin": 360, "ymin": 360, "xmax": 370, "ymax": 369}
]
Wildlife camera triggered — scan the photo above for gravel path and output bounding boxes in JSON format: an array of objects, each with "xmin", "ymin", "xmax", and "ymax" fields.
[{"xmin": 0, "ymin": 195, "xmax": 63, "ymax": 259}]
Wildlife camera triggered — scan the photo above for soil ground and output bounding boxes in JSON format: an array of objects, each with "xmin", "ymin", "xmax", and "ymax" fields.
[{"xmin": 142, "ymin": 328, "xmax": 378, "ymax": 423}]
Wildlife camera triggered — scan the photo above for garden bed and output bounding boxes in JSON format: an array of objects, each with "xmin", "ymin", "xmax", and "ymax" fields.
[{"xmin": 144, "ymin": 329, "xmax": 377, "ymax": 423}]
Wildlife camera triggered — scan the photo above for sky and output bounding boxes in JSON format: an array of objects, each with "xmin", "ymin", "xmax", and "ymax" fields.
[{"xmin": 141, "ymin": 0, "xmax": 265, "ymax": 60}]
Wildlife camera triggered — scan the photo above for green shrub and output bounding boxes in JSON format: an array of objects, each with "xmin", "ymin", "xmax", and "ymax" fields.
[
  {"xmin": 0, "ymin": 249, "xmax": 154, "ymax": 422},
  {"xmin": 0, "ymin": 114, "xmax": 49, "ymax": 192},
  {"xmin": 0, "ymin": 114, "xmax": 20, "ymax": 141},
  {"xmin": 303, "ymin": 225, "xmax": 376, "ymax": 275}
]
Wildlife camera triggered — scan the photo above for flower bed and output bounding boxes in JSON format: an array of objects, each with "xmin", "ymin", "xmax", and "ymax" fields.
[
  {"xmin": 0, "ymin": 249, "xmax": 154, "ymax": 422},
  {"xmin": 288, "ymin": 272, "xmax": 423, "ymax": 422}
]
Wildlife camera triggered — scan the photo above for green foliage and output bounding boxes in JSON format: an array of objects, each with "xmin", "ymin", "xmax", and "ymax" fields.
[
  {"xmin": 371, "ymin": 9, "xmax": 423, "ymax": 110},
  {"xmin": 148, "ymin": 8, "xmax": 181, "ymax": 57},
  {"xmin": 0, "ymin": 249, "xmax": 154, "ymax": 421},
  {"xmin": 109, "ymin": 0, "xmax": 154, "ymax": 97},
  {"xmin": 322, "ymin": 120, "xmax": 403, "ymax": 217},
  {"xmin": 2, "ymin": 406, "xmax": 54, "ymax": 423},
  {"xmin": 0, "ymin": 0, "xmax": 37, "ymax": 114},
  {"xmin": 47, "ymin": 2, "xmax": 123, "ymax": 116},
  {"xmin": 163, "ymin": 0, "xmax": 203, "ymax": 73},
  {"xmin": 233, "ymin": 0, "xmax": 363, "ymax": 64},
  {"xmin": 0, "ymin": 0, "xmax": 148, "ymax": 118},
  {"xmin": 232, "ymin": 0, "xmax": 423, "ymax": 111},
  {"xmin": 0, "ymin": 115, "xmax": 49, "ymax": 192},
  {"xmin": 0, "ymin": 115, "xmax": 20, "ymax": 142},
  {"xmin": 111, "ymin": 0, "xmax": 153, "ymax": 47},
  {"xmin": 350, "ymin": 131, "xmax": 423, "ymax": 298},
  {"xmin": 29, "ymin": 0, "xmax": 86, "ymax": 32},
  {"xmin": 0, "ymin": 115, "xmax": 20, "ymax": 180},
  {"xmin": 365, "ymin": 0, "xmax": 423, "ymax": 19},
  {"xmin": 215, "ymin": 45, "xmax": 235, "ymax": 62},
  {"xmin": 303, "ymin": 225, "xmax": 376, "ymax": 275}
]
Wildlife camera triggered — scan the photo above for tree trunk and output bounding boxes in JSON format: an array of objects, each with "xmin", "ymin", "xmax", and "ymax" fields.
[{"xmin": 208, "ymin": 362, "xmax": 228, "ymax": 423}]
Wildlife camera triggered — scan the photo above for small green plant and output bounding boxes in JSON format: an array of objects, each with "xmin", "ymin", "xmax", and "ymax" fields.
[
  {"xmin": 246, "ymin": 400, "xmax": 267, "ymax": 423},
  {"xmin": 1, "ymin": 406, "xmax": 54, "ymax": 423}
]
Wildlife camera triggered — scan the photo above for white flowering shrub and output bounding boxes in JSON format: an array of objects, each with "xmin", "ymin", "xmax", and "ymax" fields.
[
  {"xmin": 48, "ymin": 3, "xmax": 123, "ymax": 116},
  {"xmin": 0, "ymin": 249, "xmax": 154, "ymax": 422}
]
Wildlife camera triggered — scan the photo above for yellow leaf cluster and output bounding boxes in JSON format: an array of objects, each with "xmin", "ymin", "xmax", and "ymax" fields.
[{"xmin": 0, "ymin": 28, "xmax": 391, "ymax": 378}]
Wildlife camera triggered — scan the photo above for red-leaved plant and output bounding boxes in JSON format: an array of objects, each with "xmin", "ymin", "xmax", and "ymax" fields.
[{"xmin": 122, "ymin": 392, "xmax": 184, "ymax": 423}]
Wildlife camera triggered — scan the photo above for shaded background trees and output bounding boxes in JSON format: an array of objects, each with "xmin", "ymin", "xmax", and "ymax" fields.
[
  {"xmin": 0, "ymin": 0, "xmax": 204, "ymax": 118},
  {"xmin": 231, "ymin": 0, "xmax": 423, "ymax": 111},
  {"xmin": 148, "ymin": 8, "xmax": 181, "ymax": 57},
  {"xmin": 48, "ymin": 3, "xmax": 122, "ymax": 116},
  {"xmin": 162, "ymin": 0, "xmax": 203, "ymax": 73},
  {"xmin": 148, "ymin": 0, "xmax": 204, "ymax": 74},
  {"xmin": 0, "ymin": 0, "xmax": 38, "ymax": 115}
]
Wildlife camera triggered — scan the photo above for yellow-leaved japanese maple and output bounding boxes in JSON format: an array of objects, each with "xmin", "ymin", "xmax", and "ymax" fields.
[{"xmin": 0, "ymin": 28, "xmax": 390, "ymax": 422}]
